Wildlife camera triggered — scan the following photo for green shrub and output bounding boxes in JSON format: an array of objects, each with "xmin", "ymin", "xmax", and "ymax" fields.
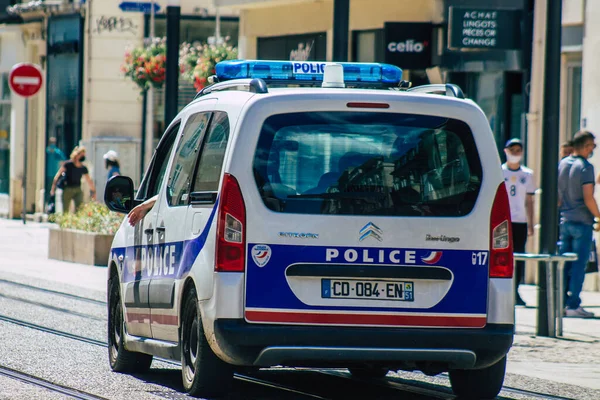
[{"xmin": 50, "ymin": 202, "xmax": 125, "ymax": 235}]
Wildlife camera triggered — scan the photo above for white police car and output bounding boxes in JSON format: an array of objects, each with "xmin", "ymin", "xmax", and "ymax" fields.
[{"xmin": 104, "ymin": 60, "xmax": 514, "ymax": 399}]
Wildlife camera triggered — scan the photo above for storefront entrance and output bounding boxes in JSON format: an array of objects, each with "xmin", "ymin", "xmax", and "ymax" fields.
[
  {"xmin": 45, "ymin": 14, "xmax": 84, "ymax": 202},
  {"xmin": 448, "ymin": 72, "xmax": 524, "ymax": 155}
]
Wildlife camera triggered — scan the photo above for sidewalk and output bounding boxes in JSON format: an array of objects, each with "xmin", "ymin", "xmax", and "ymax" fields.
[
  {"xmin": 0, "ymin": 218, "xmax": 106, "ymax": 296},
  {"xmin": 0, "ymin": 217, "xmax": 599, "ymax": 392},
  {"xmin": 507, "ymin": 285, "xmax": 600, "ymax": 391}
]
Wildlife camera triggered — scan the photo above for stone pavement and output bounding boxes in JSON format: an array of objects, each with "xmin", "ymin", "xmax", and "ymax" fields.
[
  {"xmin": 0, "ymin": 218, "xmax": 106, "ymax": 295},
  {"xmin": 0, "ymin": 217, "xmax": 599, "ymax": 393},
  {"xmin": 507, "ymin": 285, "xmax": 600, "ymax": 391}
]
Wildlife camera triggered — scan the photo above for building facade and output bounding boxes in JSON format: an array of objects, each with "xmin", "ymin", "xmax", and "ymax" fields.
[
  {"xmin": 0, "ymin": 0, "xmax": 238, "ymax": 218},
  {"xmin": 526, "ymin": 0, "xmax": 597, "ymax": 290},
  {"xmin": 0, "ymin": 0, "xmax": 45, "ymax": 219},
  {"xmin": 222, "ymin": 0, "xmax": 533, "ymax": 152}
]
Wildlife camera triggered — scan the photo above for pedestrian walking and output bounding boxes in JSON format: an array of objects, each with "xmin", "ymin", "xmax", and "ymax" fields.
[
  {"xmin": 45, "ymin": 137, "xmax": 66, "ymax": 213},
  {"xmin": 558, "ymin": 130, "xmax": 598, "ymax": 318},
  {"xmin": 502, "ymin": 138, "xmax": 536, "ymax": 307},
  {"xmin": 103, "ymin": 150, "xmax": 121, "ymax": 182},
  {"xmin": 560, "ymin": 140, "xmax": 574, "ymax": 160},
  {"xmin": 49, "ymin": 145, "xmax": 97, "ymax": 213}
]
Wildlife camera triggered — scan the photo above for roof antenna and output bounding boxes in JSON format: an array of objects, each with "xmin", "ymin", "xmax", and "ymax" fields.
[{"xmin": 322, "ymin": 64, "xmax": 345, "ymax": 88}]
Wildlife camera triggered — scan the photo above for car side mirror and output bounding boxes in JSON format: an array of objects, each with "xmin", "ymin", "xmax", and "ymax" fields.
[{"xmin": 104, "ymin": 176, "xmax": 135, "ymax": 214}]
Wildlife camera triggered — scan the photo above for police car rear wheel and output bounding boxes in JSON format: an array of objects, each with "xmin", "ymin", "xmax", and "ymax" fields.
[
  {"xmin": 181, "ymin": 287, "xmax": 233, "ymax": 397},
  {"xmin": 448, "ymin": 355, "xmax": 506, "ymax": 399},
  {"xmin": 108, "ymin": 277, "xmax": 153, "ymax": 373},
  {"xmin": 348, "ymin": 367, "xmax": 389, "ymax": 379}
]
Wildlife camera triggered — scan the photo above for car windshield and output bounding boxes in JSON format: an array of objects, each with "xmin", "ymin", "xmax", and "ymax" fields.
[{"xmin": 253, "ymin": 111, "xmax": 482, "ymax": 217}]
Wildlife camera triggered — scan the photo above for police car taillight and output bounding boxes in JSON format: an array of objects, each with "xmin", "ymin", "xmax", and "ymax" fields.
[
  {"xmin": 489, "ymin": 183, "xmax": 514, "ymax": 278},
  {"xmin": 216, "ymin": 174, "xmax": 246, "ymax": 272}
]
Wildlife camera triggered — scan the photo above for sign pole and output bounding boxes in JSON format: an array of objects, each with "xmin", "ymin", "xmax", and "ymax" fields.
[
  {"xmin": 9, "ymin": 63, "xmax": 43, "ymax": 223},
  {"xmin": 21, "ymin": 98, "xmax": 28, "ymax": 224}
]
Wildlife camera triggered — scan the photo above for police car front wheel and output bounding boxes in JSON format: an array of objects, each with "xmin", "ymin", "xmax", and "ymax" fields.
[
  {"xmin": 181, "ymin": 287, "xmax": 233, "ymax": 397},
  {"xmin": 448, "ymin": 355, "xmax": 506, "ymax": 399},
  {"xmin": 107, "ymin": 277, "xmax": 153, "ymax": 373}
]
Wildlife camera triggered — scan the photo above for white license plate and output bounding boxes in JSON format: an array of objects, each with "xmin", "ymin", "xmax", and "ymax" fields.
[{"xmin": 321, "ymin": 279, "xmax": 414, "ymax": 301}]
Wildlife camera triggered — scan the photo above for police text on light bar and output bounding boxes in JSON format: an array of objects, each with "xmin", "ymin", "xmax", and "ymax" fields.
[{"xmin": 214, "ymin": 60, "xmax": 403, "ymax": 85}]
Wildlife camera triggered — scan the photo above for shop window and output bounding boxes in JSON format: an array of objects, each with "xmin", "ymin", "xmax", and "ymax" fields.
[
  {"xmin": 257, "ymin": 33, "xmax": 327, "ymax": 61},
  {"xmin": 352, "ymin": 30, "xmax": 384, "ymax": 63},
  {"xmin": 151, "ymin": 18, "xmax": 239, "ymax": 46}
]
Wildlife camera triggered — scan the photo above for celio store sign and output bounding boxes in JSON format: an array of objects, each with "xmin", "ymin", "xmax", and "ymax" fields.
[
  {"xmin": 448, "ymin": 7, "xmax": 521, "ymax": 50},
  {"xmin": 384, "ymin": 22, "xmax": 432, "ymax": 70}
]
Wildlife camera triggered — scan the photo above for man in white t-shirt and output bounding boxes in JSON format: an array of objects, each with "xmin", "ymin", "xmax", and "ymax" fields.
[{"xmin": 502, "ymin": 138, "xmax": 536, "ymax": 306}]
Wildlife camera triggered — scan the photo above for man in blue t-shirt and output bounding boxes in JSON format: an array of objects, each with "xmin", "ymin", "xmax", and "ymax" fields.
[{"xmin": 558, "ymin": 130, "xmax": 599, "ymax": 318}]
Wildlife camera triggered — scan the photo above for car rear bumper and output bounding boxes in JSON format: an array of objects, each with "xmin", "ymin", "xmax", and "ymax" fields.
[{"xmin": 212, "ymin": 319, "xmax": 513, "ymax": 370}]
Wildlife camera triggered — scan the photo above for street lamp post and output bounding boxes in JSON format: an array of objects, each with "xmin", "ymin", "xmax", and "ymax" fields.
[
  {"xmin": 165, "ymin": 0, "xmax": 181, "ymax": 125},
  {"xmin": 150, "ymin": 0, "xmax": 155, "ymax": 39},
  {"xmin": 332, "ymin": 0, "xmax": 349, "ymax": 62},
  {"xmin": 537, "ymin": 0, "xmax": 562, "ymax": 337}
]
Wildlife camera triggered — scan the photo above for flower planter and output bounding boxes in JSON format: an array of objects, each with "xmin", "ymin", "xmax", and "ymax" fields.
[
  {"xmin": 179, "ymin": 39, "xmax": 238, "ymax": 91},
  {"xmin": 48, "ymin": 227, "xmax": 113, "ymax": 266}
]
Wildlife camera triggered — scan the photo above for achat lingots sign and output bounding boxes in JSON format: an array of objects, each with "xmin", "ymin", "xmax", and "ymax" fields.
[
  {"xmin": 384, "ymin": 22, "xmax": 432, "ymax": 70},
  {"xmin": 448, "ymin": 7, "xmax": 521, "ymax": 50}
]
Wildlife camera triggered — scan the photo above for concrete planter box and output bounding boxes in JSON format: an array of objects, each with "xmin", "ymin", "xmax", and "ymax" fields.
[{"xmin": 49, "ymin": 228, "xmax": 113, "ymax": 266}]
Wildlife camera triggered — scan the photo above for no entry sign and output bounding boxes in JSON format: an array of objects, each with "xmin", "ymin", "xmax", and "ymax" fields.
[{"xmin": 9, "ymin": 63, "xmax": 43, "ymax": 97}]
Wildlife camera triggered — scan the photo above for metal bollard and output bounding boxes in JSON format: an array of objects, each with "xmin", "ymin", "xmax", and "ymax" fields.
[
  {"xmin": 513, "ymin": 252, "xmax": 577, "ymax": 338},
  {"xmin": 556, "ymin": 259, "xmax": 565, "ymax": 337},
  {"xmin": 545, "ymin": 259, "xmax": 555, "ymax": 336},
  {"xmin": 553, "ymin": 253, "xmax": 578, "ymax": 337}
]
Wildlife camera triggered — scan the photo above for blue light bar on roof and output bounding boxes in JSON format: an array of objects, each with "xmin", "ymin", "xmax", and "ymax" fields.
[{"xmin": 215, "ymin": 60, "xmax": 403, "ymax": 85}]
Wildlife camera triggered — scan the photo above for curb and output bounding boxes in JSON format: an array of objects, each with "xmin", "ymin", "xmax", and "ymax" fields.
[{"xmin": 0, "ymin": 213, "xmax": 48, "ymax": 223}]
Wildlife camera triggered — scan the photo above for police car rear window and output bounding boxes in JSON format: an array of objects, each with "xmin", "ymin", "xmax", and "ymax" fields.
[{"xmin": 253, "ymin": 112, "xmax": 482, "ymax": 217}]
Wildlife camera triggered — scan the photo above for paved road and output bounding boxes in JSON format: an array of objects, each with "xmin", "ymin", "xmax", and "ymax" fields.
[{"xmin": 0, "ymin": 218, "xmax": 599, "ymax": 399}]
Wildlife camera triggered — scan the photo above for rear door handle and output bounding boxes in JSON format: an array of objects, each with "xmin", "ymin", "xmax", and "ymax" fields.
[
  {"xmin": 156, "ymin": 226, "xmax": 166, "ymax": 233},
  {"xmin": 144, "ymin": 228, "xmax": 154, "ymax": 235}
]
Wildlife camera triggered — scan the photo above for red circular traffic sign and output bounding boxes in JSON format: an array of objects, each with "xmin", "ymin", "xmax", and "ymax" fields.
[{"xmin": 9, "ymin": 63, "xmax": 43, "ymax": 97}]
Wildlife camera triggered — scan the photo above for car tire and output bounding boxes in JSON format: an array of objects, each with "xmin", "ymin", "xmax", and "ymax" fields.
[
  {"xmin": 108, "ymin": 277, "xmax": 153, "ymax": 373},
  {"xmin": 181, "ymin": 287, "xmax": 233, "ymax": 398},
  {"xmin": 449, "ymin": 356, "xmax": 507, "ymax": 400},
  {"xmin": 348, "ymin": 367, "xmax": 389, "ymax": 379}
]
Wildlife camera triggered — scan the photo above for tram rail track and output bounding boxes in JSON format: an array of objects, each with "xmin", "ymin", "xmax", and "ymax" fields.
[
  {"xmin": 0, "ymin": 364, "xmax": 109, "ymax": 400},
  {"xmin": 318, "ymin": 369, "xmax": 577, "ymax": 400},
  {"xmin": 0, "ymin": 279, "xmax": 105, "ymax": 305},
  {"xmin": 0, "ymin": 314, "xmax": 329, "ymax": 399},
  {"xmin": 0, "ymin": 312, "xmax": 576, "ymax": 400}
]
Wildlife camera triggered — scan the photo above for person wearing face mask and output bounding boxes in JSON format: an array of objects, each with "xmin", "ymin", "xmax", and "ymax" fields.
[
  {"xmin": 502, "ymin": 138, "xmax": 536, "ymax": 307},
  {"xmin": 558, "ymin": 130, "xmax": 598, "ymax": 318},
  {"xmin": 50, "ymin": 145, "xmax": 96, "ymax": 213}
]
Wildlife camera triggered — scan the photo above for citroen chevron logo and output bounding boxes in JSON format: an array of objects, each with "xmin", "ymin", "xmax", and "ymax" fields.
[{"xmin": 359, "ymin": 222, "xmax": 383, "ymax": 242}]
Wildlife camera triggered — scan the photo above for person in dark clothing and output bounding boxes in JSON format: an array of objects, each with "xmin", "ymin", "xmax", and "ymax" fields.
[
  {"xmin": 103, "ymin": 150, "xmax": 121, "ymax": 181},
  {"xmin": 50, "ymin": 146, "xmax": 96, "ymax": 212},
  {"xmin": 560, "ymin": 141, "xmax": 574, "ymax": 160},
  {"xmin": 45, "ymin": 137, "xmax": 66, "ymax": 207},
  {"xmin": 558, "ymin": 130, "xmax": 598, "ymax": 318}
]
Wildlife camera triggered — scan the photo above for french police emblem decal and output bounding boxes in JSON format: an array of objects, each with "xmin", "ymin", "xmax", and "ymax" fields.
[{"xmin": 251, "ymin": 244, "xmax": 272, "ymax": 267}]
